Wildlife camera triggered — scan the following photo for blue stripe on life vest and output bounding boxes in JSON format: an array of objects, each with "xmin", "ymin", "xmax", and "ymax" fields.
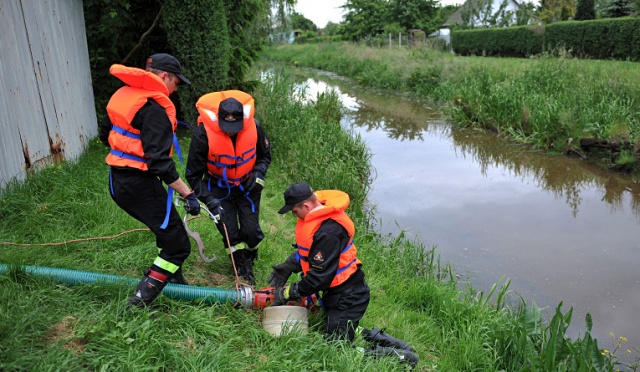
[
  {"xmin": 109, "ymin": 149, "xmax": 147, "ymax": 163},
  {"xmin": 111, "ymin": 125, "xmax": 141, "ymax": 139},
  {"xmin": 335, "ymin": 258, "xmax": 357, "ymax": 275},
  {"xmin": 341, "ymin": 240, "xmax": 354, "ymax": 253}
]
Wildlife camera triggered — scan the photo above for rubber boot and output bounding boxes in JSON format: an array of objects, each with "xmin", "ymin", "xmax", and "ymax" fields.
[
  {"xmin": 362, "ymin": 327, "xmax": 414, "ymax": 351},
  {"xmin": 127, "ymin": 268, "xmax": 170, "ymax": 309},
  {"xmin": 366, "ymin": 345, "xmax": 419, "ymax": 369},
  {"xmin": 232, "ymin": 249, "xmax": 256, "ymax": 286}
]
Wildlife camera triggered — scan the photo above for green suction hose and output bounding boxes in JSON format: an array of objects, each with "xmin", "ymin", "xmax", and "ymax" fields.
[{"xmin": 0, "ymin": 264, "xmax": 254, "ymax": 307}]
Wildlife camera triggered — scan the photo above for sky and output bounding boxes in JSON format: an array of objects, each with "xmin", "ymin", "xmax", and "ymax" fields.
[{"xmin": 294, "ymin": 0, "xmax": 465, "ymax": 28}]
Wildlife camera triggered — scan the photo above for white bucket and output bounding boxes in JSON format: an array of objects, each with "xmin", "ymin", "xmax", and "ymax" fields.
[{"xmin": 262, "ymin": 306, "xmax": 309, "ymax": 337}]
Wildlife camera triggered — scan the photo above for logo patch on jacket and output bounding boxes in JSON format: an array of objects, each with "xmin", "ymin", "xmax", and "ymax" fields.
[{"xmin": 313, "ymin": 251, "xmax": 325, "ymax": 262}]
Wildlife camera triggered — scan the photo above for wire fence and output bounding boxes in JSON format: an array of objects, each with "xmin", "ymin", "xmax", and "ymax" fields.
[{"xmin": 355, "ymin": 32, "xmax": 451, "ymax": 52}]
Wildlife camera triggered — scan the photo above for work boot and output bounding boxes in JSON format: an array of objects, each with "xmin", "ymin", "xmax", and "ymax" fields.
[
  {"xmin": 232, "ymin": 249, "xmax": 256, "ymax": 286},
  {"xmin": 145, "ymin": 267, "xmax": 189, "ymax": 285},
  {"xmin": 366, "ymin": 345, "xmax": 419, "ymax": 369},
  {"xmin": 244, "ymin": 249, "xmax": 259, "ymax": 284},
  {"xmin": 362, "ymin": 327, "xmax": 414, "ymax": 351},
  {"xmin": 247, "ymin": 248, "xmax": 258, "ymax": 261},
  {"xmin": 169, "ymin": 267, "xmax": 189, "ymax": 285},
  {"xmin": 127, "ymin": 268, "xmax": 170, "ymax": 309}
]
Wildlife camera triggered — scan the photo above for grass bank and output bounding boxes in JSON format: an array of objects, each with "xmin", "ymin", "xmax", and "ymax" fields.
[
  {"xmin": 0, "ymin": 72, "xmax": 628, "ymax": 371},
  {"xmin": 263, "ymin": 42, "xmax": 640, "ymax": 173}
]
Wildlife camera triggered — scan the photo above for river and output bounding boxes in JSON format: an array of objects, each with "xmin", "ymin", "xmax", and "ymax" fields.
[{"xmin": 279, "ymin": 66, "xmax": 640, "ymax": 364}]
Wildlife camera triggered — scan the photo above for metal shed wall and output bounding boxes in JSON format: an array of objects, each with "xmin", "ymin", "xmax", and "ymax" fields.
[{"xmin": 0, "ymin": 0, "xmax": 97, "ymax": 189}]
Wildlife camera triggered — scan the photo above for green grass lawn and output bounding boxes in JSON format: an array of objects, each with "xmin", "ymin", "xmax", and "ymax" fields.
[{"xmin": 0, "ymin": 69, "xmax": 629, "ymax": 371}]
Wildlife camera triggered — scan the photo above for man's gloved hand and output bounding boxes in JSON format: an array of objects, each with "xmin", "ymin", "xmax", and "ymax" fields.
[
  {"xmin": 245, "ymin": 171, "xmax": 265, "ymax": 193},
  {"xmin": 273, "ymin": 282, "xmax": 300, "ymax": 306},
  {"xmin": 267, "ymin": 252, "xmax": 300, "ymax": 288},
  {"xmin": 205, "ymin": 198, "xmax": 224, "ymax": 223},
  {"xmin": 183, "ymin": 192, "xmax": 201, "ymax": 216}
]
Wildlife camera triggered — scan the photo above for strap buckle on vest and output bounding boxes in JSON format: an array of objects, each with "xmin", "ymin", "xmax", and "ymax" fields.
[{"xmin": 111, "ymin": 124, "xmax": 141, "ymax": 140}]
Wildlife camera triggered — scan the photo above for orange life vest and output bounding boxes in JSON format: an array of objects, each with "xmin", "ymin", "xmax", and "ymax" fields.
[
  {"xmin": 195, "ymin": 90, "xmax": 257, "ymax": 185},
  {"xmin": 295, "ymin": 190, "xmax": 361, "ymax": 288},
  {"xmin": 105, "ymin": 64, "xmax": 177, "ymax": 171}
]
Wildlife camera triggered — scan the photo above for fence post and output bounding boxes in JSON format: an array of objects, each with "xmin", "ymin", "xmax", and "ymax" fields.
[{"xmin": 398, "ymin": 33, "xmax": 401, "ymax": 47}]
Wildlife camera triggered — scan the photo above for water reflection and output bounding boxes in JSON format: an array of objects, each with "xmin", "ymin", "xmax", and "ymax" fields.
[
  {"xmin": 450, "ymin": 128, "xmax": 640, "ymax": 219},
  {"xmin": 293, "ymin": 68, "xmax": 640, "ymax": 221},
  {"xmin": 275, "ymin": 66, "xmax": 640, "ymax": 359},
  {"xmin": 345, "ymin": 97, "xmax": 436, "ymax": 141}
]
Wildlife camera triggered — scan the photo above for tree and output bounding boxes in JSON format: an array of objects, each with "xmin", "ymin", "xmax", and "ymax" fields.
[
  {"xmin": 162, "ymin": 0, "xmax": 229, "ymax": 124},
  {"xmin": 516, "ymin": 1, "xmax": 537, "ymax": 24},
  {"xmin": 387, "ymin": 0, "xmax": 440, "ymax": 34},
  {"xmin": 83, "ymin": 0, "xmax": 157, "ymax": 118},
  {"xmin": 223, "ymin": 0, "xmax": 273, "ymax": 92},
  {"xmin": 340, "ymin": 0, "xmax": 441, "ymax": 40},
  {"xmin": 599, "ymin": 0, "xmax": 634, "ymax": 17},
  {"xmin": 324, "ymin": 21, "xmax": 341, "ymax": 35},
  {"xmin": 84, "ymin": 0, "xmax": 276, "ymax": 123},
  {"xmin": 575, "ymin": 0, "xmax": 596, "ymax": 19},
  {"xmin": 340, "ymin": 0, "xmax": 389, "ymax": 41},
  {"xmin": 290, "ymin": 11, "xmax": 318, "ymax": 32},
  {"xmin": 459, "ymin": 0, "xmax": 522, "ymax": 29},
  {"xmin": 539, "ymin": 0, "xmax": 576, "ymax": 22},
  {"xmin": 271, "ymin": 0, "xmax": 296, "ymax": 34}
]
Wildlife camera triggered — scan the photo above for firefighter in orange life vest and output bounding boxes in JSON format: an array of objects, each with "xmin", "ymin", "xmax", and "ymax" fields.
[
  {"xmin": 185, "ymin": 91, "xmax": 272, "ymax": 285},
  {"xmin": 99, "ymin": 53, "xmax": 200, "ymax": 309},
  {"xmin": 269, "ymin": 183, "xmax": 419, "ymax": 368}
]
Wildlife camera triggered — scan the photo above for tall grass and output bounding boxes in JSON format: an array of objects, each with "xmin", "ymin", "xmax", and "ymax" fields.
[
  {"xmin": 263, "ymin": 43, "xmax": 640, "ymax": 170},
  {"xmin": 0, "ymin": 69, "xmax": 631, "ymax": 370}
]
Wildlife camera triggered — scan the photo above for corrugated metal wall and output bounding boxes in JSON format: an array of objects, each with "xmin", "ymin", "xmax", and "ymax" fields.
[{"xmin": 0, "ymin": 0, "xmax": 97, "ymax": 189}]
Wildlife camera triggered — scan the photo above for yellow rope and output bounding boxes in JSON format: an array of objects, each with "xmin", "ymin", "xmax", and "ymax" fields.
[
  {"xmin": 0, "ymin": 216, "xmax": 204, "ymax": 247},
  {"xmin": 0, "ymin": 228, "xmax": 151, "ymax": 246}
]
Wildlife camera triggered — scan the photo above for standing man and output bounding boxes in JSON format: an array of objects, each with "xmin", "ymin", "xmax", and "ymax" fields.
[
  {"xmin": 99, "ymin": 53, "xmax": 200, "ymax": 309},
  {"xmin": 186, "ymin": 90, "xmax": 272, "ymax": 285},
  {"xmin": 269, "ymin": 183, "xmax": 418, "ymax": 368}
]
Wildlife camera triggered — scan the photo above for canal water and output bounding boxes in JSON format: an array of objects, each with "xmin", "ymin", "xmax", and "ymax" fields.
[{"xmin": 288, "ymin": 67, "xmax": 640, "ymax": 360}]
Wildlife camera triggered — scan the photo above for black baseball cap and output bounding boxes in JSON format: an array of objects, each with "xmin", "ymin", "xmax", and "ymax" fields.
[
  {"xmin": 278, "ymin": 183, "xmax": 314, "ymax": 214},
  {"xmin": 218, "ymin": 98, "xmax": 245, "ymax": 133},
  {"xmin": 145, "ymin": 53, "xmax": 191, "ymax": 85}
]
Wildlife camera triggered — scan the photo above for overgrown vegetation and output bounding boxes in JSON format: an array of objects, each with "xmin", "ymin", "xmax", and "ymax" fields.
[
  {"xmin": 83, "ymin": 0, "xmax": 289, "ymax": 123},
  {"xmin": 263, "ymin": 42, "xmax": 640, "ymax": 173},
  {"xmin": 1, "ymin": 69, "xmax": 638, "ymax": 370}
]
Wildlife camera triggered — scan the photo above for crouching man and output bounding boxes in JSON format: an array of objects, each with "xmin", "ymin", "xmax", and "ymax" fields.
[{"xmin": 269, "ymin": 183, "xmax": 419, "ymax": 368}]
